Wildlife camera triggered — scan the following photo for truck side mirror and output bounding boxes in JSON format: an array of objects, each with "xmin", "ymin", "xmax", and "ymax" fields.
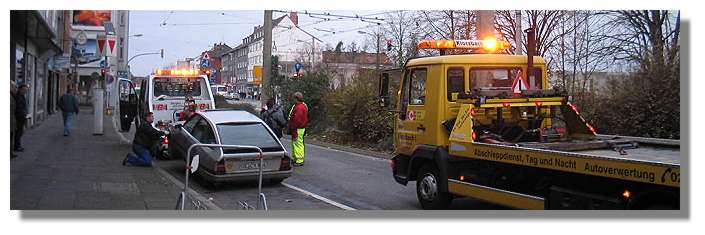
[{"xmin": 378, "ymin": 73, "xmax": 390, "ymax": 107}]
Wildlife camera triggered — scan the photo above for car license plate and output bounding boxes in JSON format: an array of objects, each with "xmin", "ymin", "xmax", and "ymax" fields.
[{"xmin": 226, "ymin": 159, "xmax": 268, "ymax": 173}]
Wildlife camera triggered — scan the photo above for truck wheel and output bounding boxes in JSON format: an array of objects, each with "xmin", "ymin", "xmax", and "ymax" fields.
[{"xmin": 416, "ymin": 164, "xmax": 452, "ymax": 209}]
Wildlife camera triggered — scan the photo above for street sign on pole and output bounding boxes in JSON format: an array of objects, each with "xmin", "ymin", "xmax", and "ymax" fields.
[
  {"xmin": 97, "ymin": 34, "xmax": 106, "ymax": 56},
  {"xmin": 106, "ymin": 35, "xmax": 117, "ymax": 57}
]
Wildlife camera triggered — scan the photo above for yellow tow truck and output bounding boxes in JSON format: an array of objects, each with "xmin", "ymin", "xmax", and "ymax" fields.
[{"xmin": 378, "ymin": 29, "xmax": 680, "ymax": 209}]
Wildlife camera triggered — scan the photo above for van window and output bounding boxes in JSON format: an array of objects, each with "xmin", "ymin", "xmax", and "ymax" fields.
[
  {"xmin": 470, "ymin": 68, "xmax": 522, "ymax": 91},
  {"xmin": 447, "ymin": 67, "xmax": 465, "ymax": 101},
  {"xmin": 409, "ymin": 69, "xmax": 427, "ymax": 105},
  {"xmin": 153, "ymin": 77, "xmax": 203, "ymax": 98}
]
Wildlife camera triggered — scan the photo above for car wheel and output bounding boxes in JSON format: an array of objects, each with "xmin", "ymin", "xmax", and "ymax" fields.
[
  {"xmin": 268, "ymin": 178, "xmax": 285, "ymax": 185},
  {"xmin": 416, "ymin": 164, "xmax": 452, "ymax": 210}
]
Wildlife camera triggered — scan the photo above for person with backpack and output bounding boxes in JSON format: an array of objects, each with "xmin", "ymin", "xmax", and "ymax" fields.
[{"xmin": 261, "ymin": 98, "xmax": 287, "ymax": 139}]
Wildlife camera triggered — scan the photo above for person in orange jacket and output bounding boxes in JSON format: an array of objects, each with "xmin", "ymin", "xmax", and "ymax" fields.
[{"xmin": 288, "ymin": 92, "xmax": 308, "ymax": 166}]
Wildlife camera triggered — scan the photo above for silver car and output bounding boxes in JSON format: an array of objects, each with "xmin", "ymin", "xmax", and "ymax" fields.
[{"xmin": 168, "ymin": 109, "xmax": 292, "ymax": 183}]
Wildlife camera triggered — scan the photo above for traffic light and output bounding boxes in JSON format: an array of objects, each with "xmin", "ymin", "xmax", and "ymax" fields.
[
  {"xmin": 387, "ymin": 39, "xmax": 392, "ymax": 52},
  {"xmin": 101, "ymin": 68, "xmax": 106, "ymax": 77}
]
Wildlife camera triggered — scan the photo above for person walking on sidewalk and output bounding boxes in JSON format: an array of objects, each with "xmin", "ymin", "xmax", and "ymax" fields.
[
  {"xmin": 123, "ymin": 112, "xmax": 165, "ymax": 167},
  {"xmin": 14, "ymin": 84, "xmax": 29, "ymax": 152},
  {"xmin": 288, "ymin": 92, "xmax": 308, "ymax": 166},
  {"xmin": 10, "ymin": 81, "xmax": 18, "ymax": 159},
  {"xmin": 58, "ymin": 86, "xmax": 80, "ymax": 136},
  {"xmin": 261, "ymin": 98, "xmax": 287, "ymax": 139}
]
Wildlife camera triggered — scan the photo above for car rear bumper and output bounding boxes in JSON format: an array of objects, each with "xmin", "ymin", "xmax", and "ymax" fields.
[{"xmin": 198, "ymin": 169, "xmax": 293, "ymax": 183}]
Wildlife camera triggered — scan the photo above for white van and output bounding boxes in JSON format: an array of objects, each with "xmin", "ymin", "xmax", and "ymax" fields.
[
  {"xmin": 137, "ymin": 70, "xmax": 216, "ymax": 126},
  {"xmin": 211, "ymin": 84, "xmax": 228, "ymax": 97}
]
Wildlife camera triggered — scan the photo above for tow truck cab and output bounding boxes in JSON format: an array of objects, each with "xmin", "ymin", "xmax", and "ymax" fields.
[
  {"xmin": 137, "ymin": 69, "xmax": 216, "ymax": 127},
  {"xmin": 379, "ymin": 32, "xmax": 679, "ymax": 210}
]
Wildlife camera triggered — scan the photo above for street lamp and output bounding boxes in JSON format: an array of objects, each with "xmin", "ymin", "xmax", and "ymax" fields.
[{"xmin": 358, "ymin": 30, "xmax": 381, "ymax": 71}]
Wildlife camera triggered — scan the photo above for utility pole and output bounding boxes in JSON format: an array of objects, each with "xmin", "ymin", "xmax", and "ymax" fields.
[
  {"xmin": 514, "ymin": 10, "xmax": 522, "ymax": 55},
  {"xmin": 261, "ymin": 10, "xmax": 272, "ymax": 106},
  {"xmin": 376, "ymin": 31, "xmax": 380, "ymax": 71},
  {"xmin": 476, "ymin": 10, "xmax": 495, "ymax": 39}
]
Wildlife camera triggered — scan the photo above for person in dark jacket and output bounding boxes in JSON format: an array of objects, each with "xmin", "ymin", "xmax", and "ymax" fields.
[
  {"xmin": 58, "ymin": 86, "xmax": 80, "ymax": 136},
  {"xmin": 14, "ymin": 84, "xmax": 29, "ymax": 152},
  {"xmin": 122, "ymin": 112, "xmax": 165, "ymax": 167},
  {"xmin": 10, "ymin": 81, "xmax": 18, "ymax": 159},
  {"xmin": 261, "ymin": 98, "xmax": 287, "ymax": 139}
]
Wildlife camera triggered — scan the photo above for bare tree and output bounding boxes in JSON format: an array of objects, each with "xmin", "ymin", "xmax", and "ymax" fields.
[{"xmin": 383, "ymin": 10, "xmax": 422, "ymax": 67}]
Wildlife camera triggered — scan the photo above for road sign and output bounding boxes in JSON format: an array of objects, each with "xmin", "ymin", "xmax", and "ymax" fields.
[
  {"xmin": 512, "ymin": 71, "xmax": 529, "ymax": 97},
  {"xmin": 294, "ymin": 62, "xmax": 303, "ymax": 72},
  {"xmin": 100, "ymin": 60, "xmax": 107, "ymax": 68},
  {"xmin": 106, "ymin": 35, "xmax": 117, "ymax": 57},
  {"xmin": 201, "ymin": 59, "xmax": 210, "ymax": 67},
  {"xmin": 97, "ymin": 34, "xmax": 106, "ymax": 56}
]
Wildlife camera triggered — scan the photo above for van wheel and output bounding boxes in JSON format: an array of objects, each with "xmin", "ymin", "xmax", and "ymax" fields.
[{"xmin": 416, "ymin": 164, "xmax": 452, "ymax": 210}]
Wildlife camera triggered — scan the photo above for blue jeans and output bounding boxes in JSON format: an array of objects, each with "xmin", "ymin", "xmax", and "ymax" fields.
[
  {"xmin": 62, "ymin": 112, "xmax": 74, "ymax": 136},
  {"xmin": 126, "ymin": 144, "xmax": 153, "ymax": 167}
]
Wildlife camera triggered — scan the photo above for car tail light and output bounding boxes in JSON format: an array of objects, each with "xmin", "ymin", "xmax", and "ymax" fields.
[
  {"xmin": 280, "ymin": 157, "xmax": 292, "ymax": 171},
  {"xmin": 216, "ymin": 159, "xmax": 226, "ymax": 174},
  {"xmin": 161, "ymin": 136, "xmax": 169, "ymax": 144}
]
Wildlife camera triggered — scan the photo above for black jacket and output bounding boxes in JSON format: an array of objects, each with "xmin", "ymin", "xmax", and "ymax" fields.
[
  {"xmin": 133, "ymin": 122, "xmax": 165, "ymax": 147},
  {"xmin": 14, "ymin": 93, "xmax": 27, "ymax": 121}
]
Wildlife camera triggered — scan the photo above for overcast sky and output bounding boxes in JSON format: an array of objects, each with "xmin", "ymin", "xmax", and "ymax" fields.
[{"xmin": 128, "ymin": 10, "xmax": 388, "ymax": 76}]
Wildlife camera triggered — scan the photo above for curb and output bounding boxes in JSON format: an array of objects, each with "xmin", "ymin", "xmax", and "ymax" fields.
[
  {"xmin": 109, "ymin": 113, "xmax": 221, "ymax": 210},
  {"xmin": 153, "ymin": 164, "xmax": 223, "ymax": 210}
]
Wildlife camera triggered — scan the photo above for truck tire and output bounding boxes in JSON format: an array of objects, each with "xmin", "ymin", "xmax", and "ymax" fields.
[{"xmin": 416, "ymin": 164, "xmax": 452, "ymax": 209}]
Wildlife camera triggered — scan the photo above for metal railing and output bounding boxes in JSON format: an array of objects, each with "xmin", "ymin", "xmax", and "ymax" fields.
[{"xmin": 176, "ymin": 143, "xmax": 268, "ymax": 210}]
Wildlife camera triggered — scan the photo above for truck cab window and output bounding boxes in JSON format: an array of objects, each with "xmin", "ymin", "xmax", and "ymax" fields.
[
  {"xmin": 470, "ymin": 68, "xmax": 521, "ymax": 91},
  {"xmin": 447, "ymin": 67, "xmax": 465, "ymax": 101},
  {"xmin": 410, "ymin": 69, "xmax": 427, "ymax": 105}
]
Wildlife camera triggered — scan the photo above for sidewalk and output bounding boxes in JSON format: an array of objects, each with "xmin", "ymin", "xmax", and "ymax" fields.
[{"xmin": 10, "ymin": 108, "xmax": 194, "ymax": 210}]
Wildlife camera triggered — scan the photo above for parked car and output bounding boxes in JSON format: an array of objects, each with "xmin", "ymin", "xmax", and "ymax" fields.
[
  {"xmin": 168, "ymin": 109, "xmax": 292, "ymax": 184},
  {"xmin": 225, "ymin": 92, "xmax": 240, "ymax": 100}
]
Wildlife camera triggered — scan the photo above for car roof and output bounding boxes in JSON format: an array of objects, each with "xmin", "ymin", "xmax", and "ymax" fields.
[
  {"xmin": 197, "ymin": 109, "xmax": 263, "ymax": 124},
  {"xmin": 406, "ymin": 54, "xmax": 546, "ymax": 67}
]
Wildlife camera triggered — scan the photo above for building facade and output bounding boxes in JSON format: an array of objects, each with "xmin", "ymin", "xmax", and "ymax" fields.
[
  {"xmin": 233, "ymin": 12, "xmax": 322, "ymax": 94},
  {"xmin": 321, "ymin": 50, "xmax": 393, "ymax": 89},
  {"xmin": 11, "ymin": 10, "xmax": 71, "ymax": 127}
]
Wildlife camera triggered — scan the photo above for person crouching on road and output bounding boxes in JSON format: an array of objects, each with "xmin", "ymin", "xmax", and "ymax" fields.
[
  {"xmin": 58, "ymin": 86, "xmax": 80, "ymax": 136},
  {"xmin": 123, "ymin": 112, "xmax": 165, "ymax": 167},
  {"xmin": 288, "ymin": 92, "xmax": 309, "ymax": 166}
]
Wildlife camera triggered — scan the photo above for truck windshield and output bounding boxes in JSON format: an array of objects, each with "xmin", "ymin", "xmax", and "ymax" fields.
[
  {"xmin": 153, "ymin": 77, "xmax": 203, "ymax": 98},
  {"xmin": 470, "ymin": 68, "xmax": 522, "ymax": 91}
]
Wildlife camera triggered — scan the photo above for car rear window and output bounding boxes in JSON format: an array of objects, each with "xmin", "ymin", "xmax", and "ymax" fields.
[
  {"xmin": 153, "ymin": 76, "xmax": 203, "ymax": 97},
  {"xmin": 217, "ymin": 123, "xmax": 282, "ymax": 152}
]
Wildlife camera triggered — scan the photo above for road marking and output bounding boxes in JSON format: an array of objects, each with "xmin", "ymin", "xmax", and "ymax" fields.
[
  {"xmin": 282, "ymin": 182, "xmax": 357, "ymax": 210},
  {"xmin": 153, "ymin": 164, "xmax": 223, "ymax": 210},
  {"xmin": 281, "ymin": 139, "xmax": 391, "ymax": 163}
]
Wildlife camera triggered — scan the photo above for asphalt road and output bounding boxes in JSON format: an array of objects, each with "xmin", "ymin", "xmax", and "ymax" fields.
[{"xmin": 158, "ymin": 138, "xmax": 505, "ymax": 210}]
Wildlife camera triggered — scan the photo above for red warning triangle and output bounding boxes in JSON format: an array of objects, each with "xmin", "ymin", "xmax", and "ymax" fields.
[
  {"xmin": 108, "ymin": 39, "xmax": 116, "ymax": 54},
  {"xmin": 97, "ymin": 39, "xmax": 106, "ymax": 55},
  {"xmin": 512, "ymin": 71, "xmax": 530, "ymax": 97}
]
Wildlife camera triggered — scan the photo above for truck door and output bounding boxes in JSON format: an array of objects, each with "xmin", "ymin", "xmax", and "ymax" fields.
[
  {"xmin": 396, "ymin": 67, "xmax": 428, "ymax": 155},
  {"xmin": 118, "ymin": 79, "xmax": 138, "ymax": 131}
]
